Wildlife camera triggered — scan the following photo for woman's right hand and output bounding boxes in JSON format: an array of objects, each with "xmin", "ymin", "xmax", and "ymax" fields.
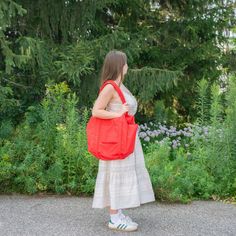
[{"xmin": 117, "ymin": 102, "xmax": 129, "ymax": 117}]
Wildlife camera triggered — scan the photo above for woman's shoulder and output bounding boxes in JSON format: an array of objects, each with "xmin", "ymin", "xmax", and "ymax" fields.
[{"xmin": 100, "ymin": 83, "xmax": 116, "ymax": 95}]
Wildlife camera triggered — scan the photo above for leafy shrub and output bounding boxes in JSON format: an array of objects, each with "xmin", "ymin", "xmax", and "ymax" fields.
[
  {"xmin": 0, "ymin": 82, "xmax": 98, "ymax": 195},
  {"xmin": 145, "ymin": 76, "xmax": 236, "ymax": 202}
]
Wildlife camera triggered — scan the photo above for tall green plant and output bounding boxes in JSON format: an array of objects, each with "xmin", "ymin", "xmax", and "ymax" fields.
[
  {"xmin": 195, "ymin": 79, "xmax": 210, "ymax": 125},
  {"xmin": 209, "ymin": 83, "xmax": 223, "ymax": 126},
  {"xmin": 191, "ymin": 77, "xmax": 236, "ymax": 196},
  {"xmin": 224, "ymin": 75, "xmax": 236, "ymax": 166}
]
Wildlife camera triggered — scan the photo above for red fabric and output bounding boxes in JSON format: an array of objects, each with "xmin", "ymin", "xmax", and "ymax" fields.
[{"xmin": 86, "ymin": 80, "xmax": 138, "ymax": 160}]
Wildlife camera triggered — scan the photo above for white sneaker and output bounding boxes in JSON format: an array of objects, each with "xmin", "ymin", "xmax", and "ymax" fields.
[
  {"xmin": 119, "ymin": 213, "xmax": 139, "ymax": 227},
  {"xmin": 108, "ymin": 217, "xmax": 138, "ymax": 232}
]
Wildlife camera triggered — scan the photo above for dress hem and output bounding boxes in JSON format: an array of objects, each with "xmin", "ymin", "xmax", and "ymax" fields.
[{"xmin": 92, "ymin": 197, "xmax": 156, "ymax": 209}]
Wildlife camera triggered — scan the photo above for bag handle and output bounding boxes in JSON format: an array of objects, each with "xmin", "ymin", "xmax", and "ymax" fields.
[{"xmin": 98, "ymin": 80, "xmax": 126, "ymax": 104}]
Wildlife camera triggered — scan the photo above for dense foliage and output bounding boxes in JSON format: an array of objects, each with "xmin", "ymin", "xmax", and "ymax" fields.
[
  {"xmin": 0, "ymin": 1, "xmax": 235, "ymax": 201},
  {"xmin": 1, "ymin": 0, "xmax": 235, "ymax": 124},
  {"xmin": 0, "ymin": 76, "xmax": 236, "ymax": 203}
]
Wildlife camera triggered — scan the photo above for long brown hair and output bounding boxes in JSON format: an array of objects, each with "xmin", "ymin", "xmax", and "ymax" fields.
[{"xmin": 99, "ymin": 50, "xmax": 127, "ymax": 87}]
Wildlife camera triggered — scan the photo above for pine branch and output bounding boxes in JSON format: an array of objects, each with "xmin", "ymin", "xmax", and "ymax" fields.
[
  {"xmin": 1, "ymin": 77, "xmax": 31, "ymax": 89},
  {"xmin": 125, "ymin": 67, "xmax": 182, "ymax": 101}
]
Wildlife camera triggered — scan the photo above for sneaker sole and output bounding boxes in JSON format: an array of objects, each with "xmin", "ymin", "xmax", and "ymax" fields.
[{"xmin": 108, "ymin": 224, "xmax": 138, "ymax": 232}]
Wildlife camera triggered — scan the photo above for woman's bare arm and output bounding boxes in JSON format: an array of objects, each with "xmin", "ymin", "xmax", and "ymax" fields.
[{"xmin": 92, "ymin": 84, "xmax": 121, "ymax": 119}]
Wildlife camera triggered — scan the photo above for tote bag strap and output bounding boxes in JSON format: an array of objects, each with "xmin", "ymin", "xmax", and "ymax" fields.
[{"xmin": 98, "ymin": 80, "xmax": 126, "ymax": 104}]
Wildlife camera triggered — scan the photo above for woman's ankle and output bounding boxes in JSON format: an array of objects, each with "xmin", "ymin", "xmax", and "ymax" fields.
[{"xmin": 109, "ymin": 208, "xmax": 118, "ymax": 214}]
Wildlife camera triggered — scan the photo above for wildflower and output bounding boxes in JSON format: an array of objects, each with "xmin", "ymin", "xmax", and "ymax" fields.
[
  {"xmin": 176, "ymin": 131, "xmax": 181, "ymax": 135},
  {"xmin": 172, "ymin": 139, "xmax": 177, "ymax": 144},
  {"xmin": 144, "ymin": 136, "xmax": 150, "ymax": 142},
  {"xmin": 172, "ymin": 144, "xmax": 177, "ymax": 149},
  {"xmin": 56, "ymin": 123, "xmax": 66, "ymax": 131},
  {"xmin": 138, "ymin": 132, "xmax": 147, "ymax": 138},
  {"xmin": 147, "ymin": 130, "xmax": 152, "ymax": 136}
]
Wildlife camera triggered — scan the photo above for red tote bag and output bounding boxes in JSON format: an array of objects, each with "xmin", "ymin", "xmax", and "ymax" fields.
[{"xmin": 86, "ymin": 80, "xmax": 138, "ymax": 161}]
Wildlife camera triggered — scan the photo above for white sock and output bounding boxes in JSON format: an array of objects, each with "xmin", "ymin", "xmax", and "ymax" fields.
[
  {"xmin": 118, "ymin": 209, "xmax": 125, "ymax": 217},
  {"xmin": 110, "ymin": 212, "xmax": 120, "ymax": 223}
]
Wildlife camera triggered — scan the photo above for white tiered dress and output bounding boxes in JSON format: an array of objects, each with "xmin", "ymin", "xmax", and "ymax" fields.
[{"xmin": 92, "ymin": 83, "xmax": 155, "ymax": 209}]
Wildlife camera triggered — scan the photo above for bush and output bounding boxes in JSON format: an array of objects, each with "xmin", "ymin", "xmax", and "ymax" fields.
[
  {"xmin": 145, "ymin": 76, "xmax": 236, "ymax": 202},
  {"xmin": 0, "ymin": 82, "xmax": 98, "ymax": 195},
  {"xmin": 145, "ymin": 140, "xmax": 215, "ymax": 203}
]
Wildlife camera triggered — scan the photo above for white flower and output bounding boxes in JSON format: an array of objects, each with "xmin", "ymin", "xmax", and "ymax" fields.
[{"xmin": 144, "ymin": 136, "xmax": 150, "ymax": 142}]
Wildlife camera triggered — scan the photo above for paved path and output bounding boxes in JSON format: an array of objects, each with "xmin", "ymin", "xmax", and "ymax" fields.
[{"xmin": 0, "ymin": 194, "xmax": 235, "ymax": 236}]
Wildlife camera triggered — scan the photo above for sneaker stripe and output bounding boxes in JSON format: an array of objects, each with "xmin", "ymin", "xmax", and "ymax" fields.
[
  {"xmin": 117, "ymin": 224, "xmax": 122, "ymax": 229},
  {"xmin": 121, "ymin": 224, "xmax": 127, "ymax": 229}
]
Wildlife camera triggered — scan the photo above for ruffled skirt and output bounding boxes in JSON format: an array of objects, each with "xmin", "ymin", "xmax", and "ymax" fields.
[{"xmin": 92, "ymin": 131, "xmax": 156, "ymax": 209}]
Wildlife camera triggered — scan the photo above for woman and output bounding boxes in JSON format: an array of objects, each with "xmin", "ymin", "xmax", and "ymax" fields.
[{"xmin": 91, "ymin": 50, "xmax": 155, "ymax": 232}]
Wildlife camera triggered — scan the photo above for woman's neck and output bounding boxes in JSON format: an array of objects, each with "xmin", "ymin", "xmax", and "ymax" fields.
[{"xmin": 114, "ymin": 78, "xmax": 122, "ymax": 86}]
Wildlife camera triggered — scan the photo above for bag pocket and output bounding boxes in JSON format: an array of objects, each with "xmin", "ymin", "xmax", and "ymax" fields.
[{"xmin": 99, "ymin": 141, "xmax": 119, "ymax": 157}]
